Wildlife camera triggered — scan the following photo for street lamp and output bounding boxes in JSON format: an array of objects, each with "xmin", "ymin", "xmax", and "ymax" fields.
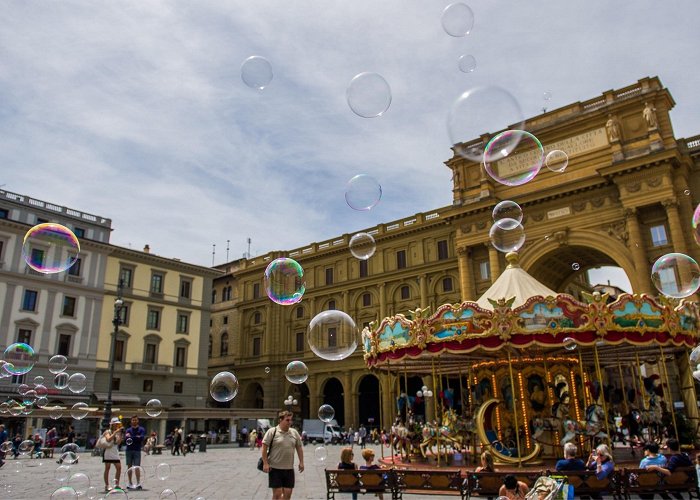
[{"xmin": 101, "ymin": 279, "xmax": 124, "ymax": 431}]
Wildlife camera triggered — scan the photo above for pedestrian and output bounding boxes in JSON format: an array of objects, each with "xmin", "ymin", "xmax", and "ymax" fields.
[
  {"xmin": 101, "ymin": 417, "xmax": 124, "ymax": 492},
  {"xmin": 241, "ymin": 426, "xmax": 248, "ymax": 447},
  {"xmin": 32, "ymin": 433, "xmax": 43, "ymax": 459},
  {"xmin": 172, "ymin": 427, "xmax": 181, "ymax": 455},
  {"xmin": 359, "ymin": 449, "xmax": 384, "ymax": 500},
  {"xmin": 0, "ymin": 424, "xmax": 7, "ymax": 467},
  {"xmin": 261, "ymin": 411, "xmax": 304, "ymax": 500},
  {"xmin": 124, "ymin": 415, "xmax": 146, "ymax": 490},
  {"xmin": 359, "ymin": 425, "xmax": 367, "ymax": 449},
  {"xmin": 249, "ymin": 428, "xmax": 258, "ymax": 450},
  {"xmin": 338, "ymin": 447, "xmax": 358, "ymax": 500}
]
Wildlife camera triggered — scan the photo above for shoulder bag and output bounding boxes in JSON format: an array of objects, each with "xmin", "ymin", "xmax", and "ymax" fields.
[
  {"xmin": 96, "ymin": 433, "xmax": 112, "ymax": 450},
  {"xmin": 257, "ymin": 428, "xmax": 277, "ymax": 472}
]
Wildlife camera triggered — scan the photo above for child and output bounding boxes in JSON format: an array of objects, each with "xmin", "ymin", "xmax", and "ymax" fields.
[
  {"xmin": 360, "ymin": 449, "xmax": 384, "ymax": 500},
  {"xmin": 338, "ymin": 447, "xmax": 358, "ymax": 500}
]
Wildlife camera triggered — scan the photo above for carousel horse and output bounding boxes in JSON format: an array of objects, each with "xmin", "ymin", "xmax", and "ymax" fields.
[
  {"xmin": 390, "ymin": 419, "xmax": 410, "ymax": 457},
  {"xmin": 559, "ymin": 404, "xmax": 608, "ymax": 444},
  {"xmin": 418, "ymin": 410, "xmax": 469, "ymax": 458},
  {"xmin": 532, "ymin": 402, "xmax": 569, "ymax": 441}
]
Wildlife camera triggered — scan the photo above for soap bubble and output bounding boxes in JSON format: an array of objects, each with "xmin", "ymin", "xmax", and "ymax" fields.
[
  {"xmin": 86, "ymin": 486, "xmax": 99, "ymax": 500},
  {"xmin": 126, "ymin": 465, "xmax": 146, "ymax": 488},
  {"xmin": 651, "ymin": 253, "xmax": 700, "ymax": 298},
  {"xmin": 690, "ymin": 345, "xmax": 700, "ymax": 364},
  {"xmin": 22, "ymin": 223, "xmax": 80, "ymax": 274},
  {"xmin": 447, "ymin": 86, "xmax": 525, "ymax": 163},
  {"xmin": 17, "ymin": 383, "xmax": 30, "ymax": 396},
  {"xmin": 160, "ymin": 489, "xmax": 177, "ymax": 500},
  {"xmin": 3, "ymin": 343, "xmax": 36, "ymax": 375},
  {"xmin": 346, "ymin": 72, "xmax": 391, "ymax": 118},
  {"xmin": 68, "ymin": 472, "xmax": 90, "ymax": 495},
  {"xmin": 349, "ymin": 232, "xmax": 376, "ymax": 260},
  {"xmin": 33, "ymin": 375, "xmax": 44, "ymax": 385},
  {"xmin": 70, "ymin": 402, "xmax": 89, "ymax": 420},
  {"xmin": 318, "ymin": 404, "xmax": 335, "ymax": 423},
  {"xmin": 264, "ymin": 258, "xmax": 305, "ymax": 305},
  {"xmin": 49, "ymin": 406, "xmax": 65, "ymax": 420},
  {"xmin": 307, "ymin": 310, "xmax": 358, "ymax": 361},
  {"xmin": 240, "ymin": 55, "xmax": 273, "ymax": 90},
  {"xmin": 492, "ymin": 201, "xmax": 523, "ymax": 228},
  {"xmin": 543, "ymin": 91, "xmax": 552, "ymax": 101},
  {"xmin": 54, "ymin": 372, "xmax": 69, "ymax": 389},
  {"xmin": 61, "ymin": 443, "xmax": 80, "ymax": 455},
  {"xmin": 285, "ymin": 361, "xmax": 309, "ymax": 384},
  {"xmin": 55, "ymin": 464, "xmax": 72, "ymax": 481},
  {"xmin": 105, "ymin": 487, "xmax": 128, "ymax": 498},
  {"xmin": 264, "ymin": 366, "xmax": 271, "ymax": 374},
  {"xmin": 489, "ymin": 220, "xmax": 526, "ymax": 253},
  {"xmin": 68, "ymin": 373, "xmax": 87, "ymax": 393},
  {"xmin": 50, "ymin": 486, "xmax": 78, "ymax": 499},
  {"xmin": 563, "ymin": 337, "xmax": 577, "ymax": 351},
  {"xmin": 49, "ymin": 355, "xmax": 68, "ymax": 374},
  {"xmin": 209, "ymin": 371, "xmax": 239, "ymax": 402},
  {"xmin": 692, "ymin": 203, "xmax": 700, "ymax": 246},
  {"xmin": 572, "ymin": 263, "xmax": 580, "ymax": 271},
  {"xmin": 441, "ymin": 2, "xmax": 474, "ymax": 37},
  {"xmin": 458, "ymin": 54, "xmax": 477, "ymax": 73},
  {"xmin": 156, "ymin": 462, "xmax": 171, "ymax": 481},
  {"xmin": 35, "ymin": 384, "xmax": 48, "ymax": 398},
  {"xmin": 314, "ymin": 445, "xmax": 328, "ymax": 464},
  {"xmin": 483, "ymin": 130, "xmax": 544, "ymax": 186},
  {"xmin": 146, "ymin": 398, "xmax": 163, "ymax": 417},
  {"xmin": 18, "ymin": 439, "xmax": 34, "ymax": 454},
  {"xmin": 0, "ymin": 441, "xmax": 12, "ymax": 453},
  {"xmin": 345, "ymin": 174, "xmax": 382, "ymax": 211},
  {"xmin": 545, "ymin": 150, "xmax": 569, "ymax": 172}
]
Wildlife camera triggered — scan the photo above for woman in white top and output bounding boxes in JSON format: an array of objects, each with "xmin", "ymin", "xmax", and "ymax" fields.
[{"xmin": 102, "ymin": 417, "xmax": 124, "ymax": 492}]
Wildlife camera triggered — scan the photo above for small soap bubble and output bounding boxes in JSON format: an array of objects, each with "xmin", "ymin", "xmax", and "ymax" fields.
[
  {"xmin": 36, "ymin": 396, "xmax": 48, "ymax": 408},
  {"xmin": 22, "ymin": 223, "xmax": 80, "ymax": 274},
  {"xmin": 489, "ymin": 220, "xmax": 526, "ymax": 253},
  {"xmin": 55, "ymin": 464, "xmax": 72, "ymax": 482},
  {"xmin": 545, "ymin": 150, "xmax": 569, "ymax": 173},
  {"xmin": 146, "ymin": 398, "xmax": 163, "ymax": 417},
  {"xmin": 307, "ymin": 310, "xmax": 358, "ymax": 361},
  {"xmin": 318, "ymin": 404, "xmax": 335, "ymax": 423},
  {"xmin": 492, "ymin": 201, "xmax": 523, "ymax": 228},
  {"xmin": 86, "ymin": 486, "xmax": 99, "ymax": 500},
  {"xmin": 0, "ymin": 441, "xmax": 12, "ymax": 453},
  {"xmin": 349, "ymin": 233, "xmax": 376, "ymax": 260},
  {"xmin": 54, "ymin": 372, "xmax": 70, "ymax": 389},
  {"xmin": 285, "ymin": 361, "xmax": 309, "ymax": 384},
  {"xmin": 346, "ymin": 72, "xmax": 392, "ymax": 118},
  {"xmin": 264, "ymin": 258, "xmax": 305, "ymax": 305},
  {"xmin": 50, "ymin": 406, "xmax": 64, "ymax": 420},
  {"xmin": 3, "ymin": 343, "xmax": 36, "ymax": 375},
  {"xmin": 18, "ymin": 439, "xmax": 34, "ymax": 454},
  {"xmin": 70, "ymin": 402, "xmax": 89, "ymax": 420},
  {"xmin": 345, "ymin": 174, "xmax": 382, "ymax": 211},
  {"xmin": 458, "ymin": 54, "xmax": 476, "ymax": 73},
  {"xmin": 105, "ymin": 487, "xmax": 128, "ymax": 498},
  {"xmin": 17, "ymin": 383, "xmax": 30, "ymax": 396},
  {"xmin": 314, "ymin": 445, "xmax": 328, "ymax": 464},
  {"xmin": 156, "ymin": 462, "xmax": 171, "ymax": 481},
  {"xmin": 651, "ymin": 253, "xmax": 700, "ymax": 298},
  {"xmin": 49, "ymin": 355, "xmax": 68, "ymax": 374},
  {"xmin": 35, "ymin": 384, "xmax": 48, "ymax": 397},
  {"xmin": 563, "ymin": 338, "xmax": 577, "ymax": 351},
  {"xmin": 264, "ymin": 366, "xmax": 271, "ymax": 374},
  {"xmin": 543, "ymin": 91, "xmax": 552, "ymax": 101},
  {"xmin": 240, "ymin": 56, "xmax": 273, "ymax": 90},
  {"xmin": 33, "ymin": 375, "xmax": 44, "ymax": 385},
  {"xmin": 483, "ymin": 130, "xmax": 544, "ymax": 186},
  {"xmin": 209, "ymin": 371, "xmax": 239, "ymax": 402},
  {"xmin": 126, "ymin": 465, "xmax": 146, "ymax": 488},
  {"xmin": 50, "ymin": 486, "xmax": 78, "ymax": 499},
  {"xmin": 160, "ymin": 489, "xmax": 177, "ymax": 500},
  {"xmin": 67, "ymin": 373, "xmax": 87, "ymax": 393},
  {"xmin": 68, "ymin": 472, "xmax": 90, "ymax": 495},
  {"xmin": 126, "ymin": 438, "xmax": 133, "ymax": 446},
  {"xmin": 572, "ymin": 263, "xmax": 580, "ymax": 271},
  {"xmin": 441, "ymin": 2, "xmax": 474, "ymax": 37}
]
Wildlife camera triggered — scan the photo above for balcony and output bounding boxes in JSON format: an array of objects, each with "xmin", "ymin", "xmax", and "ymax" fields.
[
  {"xmin": 131, "ymin": 363, "xmax": 171, "ymax": 373},
  {"xmin": 64, "ymin": 275, "xmax": 83, "ymax": 284}
]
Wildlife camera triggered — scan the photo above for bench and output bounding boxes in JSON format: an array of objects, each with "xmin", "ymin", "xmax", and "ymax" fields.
[
  {"xmin": 153, "ymin": 445, "xmax": 165, "ymax": 455},
  {"xmin": 325, "ymin": 468, "xmax": 393, "ymax": 500},
  {"xmin": 546, "ymin": 469, "xmax": 623, "ymax": 499},
  {"xmin": 394, "ymin": 469, "xmax": 467, "ymax": 499},
  {"xmin": 466, "ymin": 470, "xmax": 542, "ymax": 498},
  {"xmin": 622, "ymin": 467, "xmax": 699, "ymax": 499}
]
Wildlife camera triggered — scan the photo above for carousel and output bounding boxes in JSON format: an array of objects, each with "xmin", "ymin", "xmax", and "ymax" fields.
[{"xmin": 362, "ymin": 252, "xmax": 700, "ymax": 467}]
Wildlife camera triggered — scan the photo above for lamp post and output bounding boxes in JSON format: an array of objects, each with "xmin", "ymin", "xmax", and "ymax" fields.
[{"xmin": 101, "ymin": 279, "xmax": 124, "ymax": 431}]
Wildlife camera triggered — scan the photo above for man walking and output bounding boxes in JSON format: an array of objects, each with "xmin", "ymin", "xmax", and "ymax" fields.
[
  {"xmin": 261, "ymin": 411, "xmax": 304, "ymax": 500},
  {"xmin": 359, "ymin": 425, "xmax": 367, "ymax": 449},
  {"xmin": 124, "ymin": 415, "xmax": 146, "ymax": 490},
  {"xmin": 0, "ymin": 424, "xmax": 7, "ymax": 467}
]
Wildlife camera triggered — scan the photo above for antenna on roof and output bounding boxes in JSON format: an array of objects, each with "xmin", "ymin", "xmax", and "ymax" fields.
[
  {"xmin": 226, "ymin": 240, "xmax": 230, "ymax": 262},
  {"xmin": 212, "ymin": 243, "xmax": 216, "ymax": 266},
  {"xmin": 246, "ymin": 237, "xmax": 252, "ymax": 259}
]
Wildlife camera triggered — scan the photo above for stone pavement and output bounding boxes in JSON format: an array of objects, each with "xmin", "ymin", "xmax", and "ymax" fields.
[{"xmin": 0, "ymin": 444, "xmax": 461, "ymax": 500}]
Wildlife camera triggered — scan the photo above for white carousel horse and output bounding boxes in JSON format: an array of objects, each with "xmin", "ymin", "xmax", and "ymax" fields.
[
  {"xmin": 391, "ymin": 419, "xmax": 410, "ymax": 456},
  {"xmin": 532, "ymin": 402, "xmax": 569, "ymax": 441},
  {"xmin": 559, "ymin": 404, "xmax": 608, "ymax": 444}
]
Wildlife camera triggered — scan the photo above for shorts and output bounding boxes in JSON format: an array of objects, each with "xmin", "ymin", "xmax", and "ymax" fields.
[
  {"xmin": 269, "ymin": 468, "xmax": 295, "ymax": 489},
  {"xmin": 102, "ymin": 458, "xmax": 120, "ymax": 464},
  {"xmin": 125, "ymin": 450, "xmax": 141, "ymax": 467}
]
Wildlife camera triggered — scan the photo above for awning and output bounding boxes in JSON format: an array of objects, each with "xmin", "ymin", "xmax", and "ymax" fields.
[{"xmin": 93, "ymin": 392, "xmax": 142, "ymax": 403}]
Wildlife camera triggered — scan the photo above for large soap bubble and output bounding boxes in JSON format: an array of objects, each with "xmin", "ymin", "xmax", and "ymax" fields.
[
  {"xmin": 483, "ymin": 130, "xmax": 544, "ymax": 186},
  {"xmin": 240, "ymin": 56, "xmax": 273, "ymax": 90},
  {"xmin": 209, "ymin": 371, "xmax": 239, "ymax": 402},
  {"xmin": 318, "ymin": 404, "xmax": 335, "ymax": 423},
  {"xmin": 349, "ymin": 233, "xmax": 376, "ymax": 260},
  {"xmin": 651, "ymin": 253, "xmax": 700, "ymax": 299},
  {"xmin": 285, "ymin": 361, "xmax": 309, "ymax": 384},
  {"xmin": 67, "ymin": 373, "xmax": 87, "ymax": 393},
  {"xmin": 441, "ymin": 2, "xmax": 474, "ymax": 37},
  {"xmin": 3, "ymin": 343, "xmax": 36, "ymax": 375},
  {"xmin": 146, "ymin": 399, "xmax": 163, "ymax": 417},
  {"xmin": 489, "ymin": 220, "xmax": 526, "ymax": 253},
  {"xmin": 22, "ymin": 223, "xmax": 80, "ymax": 274},
  {"xmin": 346, "ymin": 72, "xmax": 391, "ymax": 118},
  {"xmin": 345, "ymin": 174, "xmax": 382, "ymax": 211},
  {"xmin": 49, "ymin": 355, "xmax": 68, "ymax": 374},
  {"xmin": 492, "ymin": 200, "xmax": 523, "ymax": 228},
  {"xmin": 264, "ymin": 258, "xmax": 305, "ymax": 305},
  {"xmin": 307, "ymin": 310, "xmax": 358, "ymax": 361}
]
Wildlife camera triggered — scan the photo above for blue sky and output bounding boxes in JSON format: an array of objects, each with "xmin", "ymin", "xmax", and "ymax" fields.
[{"xmin": 1, "ymin": 1, "xmax": 699, "ymax": 277}]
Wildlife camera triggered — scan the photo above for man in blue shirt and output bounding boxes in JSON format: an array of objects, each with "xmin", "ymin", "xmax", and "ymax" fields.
[
  {"xmin": 124, "ymin": 415, "xmax": 146, "ymax": 490},
  {"xmin": 555, "ymin": 442, "xmax": 586, "ymax": 471},
  {"xmin": 0, "ymin": 424, "xmax": 8, "ymax": 467},
  {"xmin": 639, "ymin": 442, "xmax": 667, "ymax": 469}
]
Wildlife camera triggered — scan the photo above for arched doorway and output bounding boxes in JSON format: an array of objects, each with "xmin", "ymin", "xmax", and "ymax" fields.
[
  {"xmin": 357, "ymin": 375, "xmax": 380, "ymax": 429},
  {"xmin": 322, "ymin": 378, "xmax": 345, "ymax": 427},
  {"xmin": 241, "ymin": 382, "xmax": 264, "ymax": 408},
  {"xmin": 286, "ymin": 383, "xmax": 310, "ymax": 421},
  {"xmin": 398, "ymin": 375, "xmax": 425, "ymax": 422}
]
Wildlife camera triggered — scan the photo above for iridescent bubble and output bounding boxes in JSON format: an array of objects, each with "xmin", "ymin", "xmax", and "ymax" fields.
[
  {"xmin": 447, "ymin": 86, "xmax": 525, "ymax": 163},
  {"xmin": 458, "ymin": 54, "xmax": 476, "ymax": 73},
  {"xmin": 54, "ymin": 372, "xmax": 69, "ymax": 389},
  {"xmin": 49, "ymin": 355, "xmax": 68, "ymax": 374},
  {"xmin": 264, "ymin": 258, "xmax": 305, "ymax": 305},
  {"xmin": 17, "ymin": 383, "xmax": 30, "ymax": 396},
  {"xmin": 489, "ymin": 220, "xmax": 526, "ymax": 253},
  {"xmin": 8, "ymin": 400, "xmax": 24, "ymax": 416},
  {"xmin": 545, "ymin": 150, "xmax": 569, "ymax": 173},
  {"xmin": 345, "ymin": 174, "xmax": 382, "ymax": 211},
  {"xmin": 50, "ymin": 406, "xmax": 65, "ymax": 420},
  {"xmin": 146, "ymin": 398, "xmax": 163, "ymax": 417},
  {"xmin": 314, "ymin": 445, "xmax": 328, "ymax": 464},
  {"xmin": 21, "ymin": 403, "xmax": 33, "ymax": 415},
  {"xmin": 3, "ymin": 343, "xmax": 36, "ymax": 375},
  {"xmin": 692, "ymin": 203, "xmax": 700, "ymax": 246},
  {"xmin": 492, "ymin": 201, "xmax": 523, "ymax": 228},
  {"xmin": 441, "ymin": 2, "xmax": 474, "ymax": 37},
  {"xmin": 285, "ymin": 361, "xmax": 309, "ymax": 384},
  {"xmin": 33, "ymin": 375, "xmax": 44, "ymax": 385},
  {"xmin": 563, "ymin": 337, "xmax": 577, "ymax": 351},
  {"xmin": 23, "ymin": 389, "xmax": 37, "ymax": 406},
  {"xmin": 50, "ymin": 486, "xmax": 78, "ymax": 499},
  {"xmin": 483, "ymin": 130, "xmax": 544, "ymax": 186},
  {"xmin": 36, "ymin": 396, "xmax": 48, "ymax": 408},
  {"xmin": 68, "ymin": 472, "xmax": 89, "ymax": 495},
  {"xmin": 160, "ymin": 489, "xmax": 177, "ymax": 500},
  {"xmin": 22, "ymin": 223, "xmax": 80, "ymax": 274},
  {"xmin": 67, "ymin": 373, "xmax": 87, "ymax": 393},
  {"xmin": 18, "ymin": 439, "xmax": 34, "ymax": 454},
  {"xmin": 70, "ymin": 402, "xmax": 89, "ymax": 420},
  {"xmin": 572, "ymin": 263, "xmax": 580, "ymax": 271},
  {"xmin": 240, "ymin": 56, "xmax": 273, "ymax": 90},
  {"xmin": 307, "ymin": 310, "xmax": 358, "ymax": 361},
  {"xmin": 35, "ymin": 384, "xmax": 48, "ymax": 398},
  {"xmin": 126, "ymin": 465, "xmax": 146, "ymax": 488},
  {"xmin": 349, "ymin": 232, "xmax": 376, "ymax": 260},
  {"xmin": 346, "ymin": 72, "xmax": 391, "ymax": 118},
  {"xmin": 318, "ymin": 404, "xmax": 335, "ymax": 423},
  {"xmin": 264, "ymin": 366, "xmax": 271, "ymax": 374},
  {"xmin": 651, "ymin": 253, "xmax": 700, "ymax": 298},
  {"xmin": 0, "ymin": 441, "xmax": 12, "ymax": 453},
  {"xmin": 105, "ymin": 487, "xmax": 128, "ymax": 498},
  {"xmin": 209, "ymin": 371, "xmax": 239, "ymax": 402},
  {"xmin": 0, "ymin": 401, "xmax": 7, "ymax": 414},
  {"xmin": 156, "ymin": 462, "xmax": 171, "ymax": 481}
]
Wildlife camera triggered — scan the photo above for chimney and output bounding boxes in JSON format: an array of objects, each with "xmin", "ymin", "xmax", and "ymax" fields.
[{"xmin": 143, "ymin": 244, "xmax": 150, "ymax": 253}]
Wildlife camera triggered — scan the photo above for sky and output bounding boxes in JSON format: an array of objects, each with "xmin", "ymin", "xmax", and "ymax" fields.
[{"xmin": 1, "ymin": 1, "xmax": 699, "ymax": 276}]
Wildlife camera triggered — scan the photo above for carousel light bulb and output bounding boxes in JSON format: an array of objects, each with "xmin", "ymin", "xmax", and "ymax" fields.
[
  {"xmin": 292, "ymin": 399, "xmax": 298, "ymax": 406},
  {"xmin": 421, "ymin": 386, "xmax": 428, "ymax": 393},
  {"xmin": 416, "ymin": 391, "xmax": 423, "ymax": 398}
]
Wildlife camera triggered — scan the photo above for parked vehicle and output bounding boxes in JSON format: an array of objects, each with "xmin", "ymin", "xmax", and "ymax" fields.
[{"xmin": 302, "ymin": 419, "xmax": 342, "ymax": 444}]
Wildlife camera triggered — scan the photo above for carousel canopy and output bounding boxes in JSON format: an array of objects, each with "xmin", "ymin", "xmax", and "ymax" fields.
[{"xmin": 476, "ymin": 252, "xmax": 557, "ymax": 310}]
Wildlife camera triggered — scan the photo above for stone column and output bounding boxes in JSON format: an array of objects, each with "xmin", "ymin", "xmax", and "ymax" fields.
[
  {"xmin": 457, "ymin": 246, "xmax": 474, "ymax": 301},
  {"xmin": 342, "ymin": 291, "xmax": 349, "ymax": 313},
  {"xmin": 159, "ymin": 419, "xmax": 167, "ymax": 441},
  {"xmin": 379, "ymin": 284, "xmax": 386, "ymax": 320},
  {"xmin": 423, "ymin": 375, "xmax": 435, "ymax": 422},
  {"xmin": 419, "ymin": 275, "xmax": 428, "ymax": 309},
  {"xmin": 308, "ymin": 374, "xmax": 319, "ymax": 418},
  {"xmin": 380, "ymin": 375, "xmax": 394, "ymax": 431},
  {"xmin": 624, "ymin": 208, "xmax": 653, "ymax": 294},
  {"xmin": 343, "ymin": 372, "xmax": 354, "ymax": 429},
  {"xmin": 488, "ymin": 245, "xmax": 501, "ymax": 284}
]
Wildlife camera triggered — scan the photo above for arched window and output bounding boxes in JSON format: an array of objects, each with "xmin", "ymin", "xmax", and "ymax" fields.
[
  {"xmin": 208, "ymin": 335, "xmax": 213, "ymax": 358},
  {"xmin": 400, "ymin": 286, "xmax": 410, "ymax": 300},
  {"xmin": 220, "ymin": 332, "xmax": 228, "ymax": 356}
]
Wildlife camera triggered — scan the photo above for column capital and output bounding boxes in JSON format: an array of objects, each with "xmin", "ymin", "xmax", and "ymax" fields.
[
  {"xmin": 622, "ymin": 207, "xmax": 638, "ymax": 218},
  {"xmin": 662, "ymin": 198, "xmax": 679, "ymax": 209},
  {"xmin": 457, "ymin": 245, "xmax": 470, "ymax": 256}
]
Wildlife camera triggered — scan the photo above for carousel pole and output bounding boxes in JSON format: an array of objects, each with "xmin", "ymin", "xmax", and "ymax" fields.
[
  {"xmin": 378, "ymin": 367, "xmax": 384, "ymax": 461},
  {"xmin": 403, "ymin": 361, "xmax": 410, "ymax": 423},
  {"xmin": 635, "ymin": 353, "xmax": 648, "ymax": 411},
  {"xmin": 593, "ymin": 344, "xmax": 613, "ymax": 446},
  {"xmin": 388, "ymin": 358, "xmax": 395, "ymax": 465},
  {"xmin": 507, "ymin": 350, "xmax": 523, "ymax": 468},
  {"xmin": 458, "ymin": 367, "xmax": 465, "ymax": 417},
  {"xmin": 543, "ymin": 356, "xmax": 560, "ymax": 445},
  {"xmin": 659, "ymin": 345, "xmax": 681, "ymax": 444},
  {"xmin": 577, "ymin": 349, "xmax": 589, "ymax": 408},
  {"xmin": 432, "ymin": 357, "xmax": 441, "ymax": 467},
  {"xmin": 617, "ymin": 362, "xmax": 629, "ymax": 415}
]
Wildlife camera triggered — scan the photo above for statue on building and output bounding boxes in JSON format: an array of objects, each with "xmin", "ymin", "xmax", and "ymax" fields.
[
  {"xmin": 606, "ymin": 114, "xmax": 621, "ymax": 142},
  {"xmin": 643, "ymin": 102, "xmax": 658, "ymax": 129}
]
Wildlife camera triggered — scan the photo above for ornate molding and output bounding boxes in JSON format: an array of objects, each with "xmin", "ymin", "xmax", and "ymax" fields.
[
  {"xmin": 625, "ymin": 183, "xmax": 641, "ymax": 193},
  {"xmin": 604, "ymin": 220, "xmax": 629, "ymax": 245},
  {"xmin": 591, "ymin": 197, "xmax": 605, "ymax": 208},
  {"xmin": 572, "ymin": 201, "xmax": 587, "ymax": 213},
  {"xmin": 476, "ymin": 220, "xmax": 487, "ymax": 231},
  {"xmin": 553, "ymin": 229, "xmax": 569, "ymax": 247},
  {"xmin": 662, "ymin": 198, "xmax": 678, "ymax": 209},
  {"xmin": 647, "ymin": 177, "xmax": 662, "ymax": 188},
  {"xmin": 531, "ymin": 212, "xmax": 545, "ymax": 222}
]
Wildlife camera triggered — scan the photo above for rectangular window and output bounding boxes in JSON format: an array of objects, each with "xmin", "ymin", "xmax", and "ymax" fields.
[
  {"xmin": 328, "ymin": 327, "xmax": 337, "ymax": 347},
  {"xmin": 397, "ymin": 250, "xmax": 407, "ymax": 269},
  {"xmin": 150, "ymin": 273, "xmax": 164, "ymax": 294},
  {"xmin": 437, "ymin": 240, "xmax": 449, "ymax": 260},
  {"xmin": 17, "ymin": 329, "xmax": 31, "ymax": 344},
  {"xmin": 145, "ymin": 343, "xmax": 157, "ymax": 364},
  {"xmin": 174, "ymin": 381, "xmax": 183, "ymax": 393},
  {"xmin": 223, "ymin": 316, "xmax": 228, "ymax": 325},
  {"xmin": 73, "ymin": 227, "xmax": 85, "ymax": 238},
  {"xmin": 253, "ymin": 337, "xmax": 261, "ymax": 357},
  {"xmin": 443, "ymin": 277, "xmax": 453, "ymax": 292},
  {"xmin": 114, "ymin": 340, "xmax": 125, "ymax": 362},
  {"xmin": 362, "ymin": 293, "xmax": 371, "ymax": 307},
  {"xmin": 254, "ymin": 312, "xmax": 261, "ymax": 324},
  {"xmin": 57, "ymin": 334, "xmax": 71, "ymax": 356},
  {"xmin": 650, "ymin": 224, "xmax": 668, "ymax": 247},
  {"xmin": 62, "ymin": 296, "xmax": 76, "ymax": 317},
  {"xmin": 36, "ymin": 217, "xmax": 48, "ymax": 224},
  {"xmin": 68, "ymin": 258, "xmax": 81, "ymax": 276},
  {"xmin": 0, "ymin": 208, "xmax": 7, "ymax": 219},
  {"xmin": 143, "ymin": 380, "xmax": 153, "ymax": 392},
  {"xmin": 296, "ymin": 306, "xmax": 304, "ymax": 319},
  {"xmin": 119, "ymin": 266, "xmax": 133, "ymax": 288},
  {"xmin": 22, "ymin": 290, "xmax": 38, "ymax": 312},
  {"xmin": 177, "ymin": 313, "xmax": 189, "ymax": 334},
  {"xmin": 30, "ymin": 248, "xmax": 45, "ymax": 268},
  {"xmin": 479, "ymin": 261, "xmax": 490, "ymax": 281},
  {"xmin": 253, "ymin": 283, "xmax": 260, "ymax": 299},
  {"xmin": 325, "ymin": 268, "xmax": 334, "ymax": 285},
  {"xmin": 112, "ymin": 378, "xmax": 120, "ymax": 391},
  {"xmin": 212, "ymin": 289, "xmax": 217, "ymax": 304},
  {"xmin": 11, "ymin": 374, "xmax": 25, "ymax": 384},
  {"xmin": 400, "ymin": 286, "xmax": 410, "ymax": 300},
  {"xmin": 359, "ymin": 260, "xmax": 368, "ymax": 278},
  {"xmin": 328, "ymin": 300, "xmax": 336, "ymax": 310},
  {"xmin": 175, "ymin": 347, "xmax": 186, "ymax": 367},
  {"xmin": 147, "ymin": 309, "xmax": 160, "ymax": 330},
  {"xmin": 296, "ymin": 332, "xmax": 304, "ymax": 352},
  {"xmin": 179, "ymin": 279, "xmax": 191, "ymax": 299},
  {"xmin": 118, "ymin": 304, "xmax": 130, "ymax": 327}
]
